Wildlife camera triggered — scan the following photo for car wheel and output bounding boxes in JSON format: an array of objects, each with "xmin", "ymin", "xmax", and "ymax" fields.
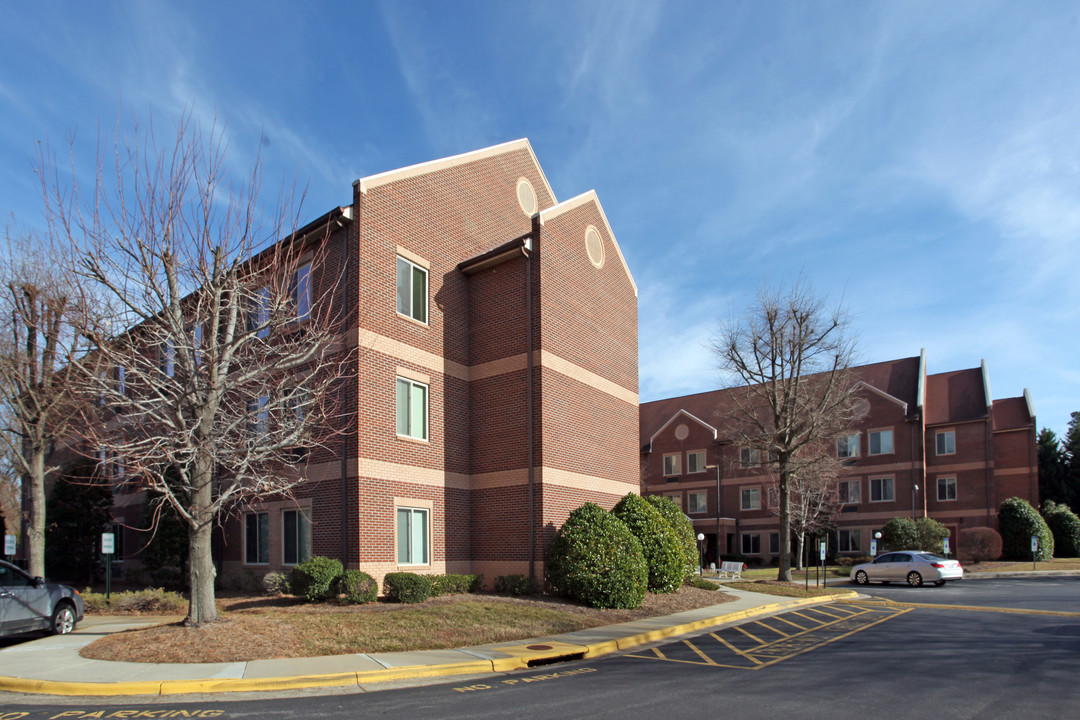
[
  {"xmin": 50, "ymin": 603, "xmax": 77, "ymax": 635},
  {"xmin": 906, "ymin": 571, "xmax": 923, "ymax": 587},
  {"xmin": 933, "ymin": 580, "xmax": 946, "ymax": 587},
  {"xmin": 854, "ymin": 570, "xmax": 869, "ymax": 585}
]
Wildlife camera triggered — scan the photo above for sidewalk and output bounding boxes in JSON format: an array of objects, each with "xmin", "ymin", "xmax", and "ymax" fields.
[{"xmin": 0, "ymin": 587, "xmax": 856, "ymax": 698}]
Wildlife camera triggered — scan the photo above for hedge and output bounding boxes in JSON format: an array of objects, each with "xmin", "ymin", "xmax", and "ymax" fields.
[
  {"xmin": 999, "ymin": 497, "xmax": 1054, "ymax": 560},
  {"xmin": 612, "ymin": 493, "xmax": 685, "ymax": 593},
  {"xmin": 647, "ymin": 494, "xmax": 699, "ymax": 579},
  {"xmin": 289, "ymin": 556, "xmax": 343, "ymax": 602},
  {"xmin": 383, "ymin": 572, "xmax": 433, "ymax": 603}
]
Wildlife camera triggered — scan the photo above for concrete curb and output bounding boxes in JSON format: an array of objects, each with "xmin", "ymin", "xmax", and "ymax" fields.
[{"xmin": 0, "ymin": 591, "xmax": 857, "ymax": 697}]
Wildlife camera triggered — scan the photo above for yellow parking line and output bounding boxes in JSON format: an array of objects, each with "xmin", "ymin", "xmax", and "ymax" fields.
[
  {"xmin": 755, "ymin": 620, "xmax": 791, "ymax": 638},
  {"xmin": 683, "ymin": 640, "xmax": 720, "ymax": 666},
  {"xmin": 803, "ymin": 606, "xmax": 845, "ymax": 620},
  {"xmin": 708, "ymin": 632, "xmax": 764, "ymax": 665},
  {"xmin": 748, "ymin": 608, "xmax": 913, "ymax": 669},
  {"xmin": 734, "ymin": 625, "xmax": 767, "ymax": 644},
  {"xmin": 774, "ymin": 615, "xmax": 808, "ymax": 631},
  {"xmin": 870, "ymin": 601, "xmax": 1080, "ymax": 618}
]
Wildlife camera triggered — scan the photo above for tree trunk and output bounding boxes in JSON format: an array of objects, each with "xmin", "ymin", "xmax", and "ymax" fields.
[
  {"xmin": 795, "ymin": 532, "xmax": 805, "ymax": 571},
  {"xmin": 777, "ymin": 466, "xmax": 793, "ymax": 582},
  {"xmin": 26, "ymin": 445, "xmax": 46, "ymax": 578},
  {"xmin": 185, "ymin": 460, "xmax": 218, "ymax": 625}
]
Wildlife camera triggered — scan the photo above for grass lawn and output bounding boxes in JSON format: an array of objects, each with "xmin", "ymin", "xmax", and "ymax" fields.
[{"xmin": 79, "ymin": 585, "xmax": 736, "ymax": 664}]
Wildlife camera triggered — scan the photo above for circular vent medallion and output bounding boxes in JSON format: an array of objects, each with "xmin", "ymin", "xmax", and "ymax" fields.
[
  {"xmin": 585, "ymin": 226, "xmax": 605, "ymax": 268},
  {"xmin": 853, "ymin": 398, "xmax": 870, "ymax": 417},
  {"xmin": 674, "ymin": 423, "xmax": 689, "ymax": 440},
  {"xmin": 517, "ymin": 178, "xmax": 537, "ymax": 216}
]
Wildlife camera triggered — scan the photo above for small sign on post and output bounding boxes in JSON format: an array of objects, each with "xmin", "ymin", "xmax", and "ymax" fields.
[
  {"xmin": 101, "ymin": 532, "xmax": 115, "ymax": 602},
  {"xmin": 3, "ymin": 534, "xmax": 15, "ymax": 559},
  {"xmin": 1031, "ymin": 535, "xmax": 1038, "ymax": 570},
  {"xmin": 870, "ymin": 538, "xmax": 878, "ymax": 556},
  {"xmin": 943, "ymin": 537, "xmax": 950, "ymax": 557}
]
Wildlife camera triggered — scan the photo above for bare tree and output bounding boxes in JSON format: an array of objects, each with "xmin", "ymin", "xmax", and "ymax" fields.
[
  {"xmin": 0, "ymin": 231, "xmax": 89, "ymax": 576},
  {"xmin": 766, "ymin": 451, "xmax": 843, "ymax": 571},
  {"xmin": 40, "ymin": 114, "xmax": 352, "ymax": 624},
  {"xmin": 714, "ymin": 278, "xmax": 858, "ymax": 582}
]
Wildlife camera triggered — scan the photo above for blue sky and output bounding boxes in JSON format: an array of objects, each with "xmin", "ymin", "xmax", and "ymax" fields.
[{"xmin": 2, "ymin": 1, "xmax": 1078, "ymax": 437}]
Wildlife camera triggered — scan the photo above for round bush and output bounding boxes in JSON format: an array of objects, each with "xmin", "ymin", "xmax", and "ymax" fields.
[
  {"xmin": 383, "ymin": 572, "xmax": 433, "ymax": 603},
  {"xmin": 998, "ymin": 497, "xmax": 1054, "ymax": 560},
  {"xmin": 1042, "ymin": 501, "xmax": 1080, "ymax": 557},
  {"xmin": 289, "ymin": 556, "xmax": 343, "ymax": 602},
  {"xmin": 958, "ymin": 526, "xmax": 1002, "ymax": 563},
  {"xmin": 880, "ymin": 517, "xmax": 919, "ymax": 551},
  {"xmin": 545, "ymin": 502, "xmax": 647, "ymax": 609},
  {"xmin": 336, "ymin": 570, "xmax": 378, "ymax": 604},
  {"xmin": 612, "ymin": 493, "xmax": 685, "ymax": 593},
  {"xmin": 915, "ymin": 517, "xmax": 950, "ymax": 554},
  {"xmin": 261, "ymin": 572, "xmax": 290, "ymax": 595},
  {"xmin": 646, "ymin": 494, "xmax": 698, "ymax": 579}
]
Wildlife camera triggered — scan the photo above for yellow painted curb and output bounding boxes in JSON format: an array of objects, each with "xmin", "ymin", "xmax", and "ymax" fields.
[{"xmin": 0, "ymin": 593, "xmax": 854, "ymax": 696}]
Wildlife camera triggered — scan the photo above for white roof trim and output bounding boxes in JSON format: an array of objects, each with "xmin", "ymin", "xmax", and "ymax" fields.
[
  {"xmin": 539, "ymin": 190, "xmax": 638, "ymax": 297},
  {"xmin": 916, "ymin": 348, "xmax": 926, "ymax": 412},
  {"xmin": 854, "ymin": 381, "xmax": 908, "ymax": 413},
  {"xmin": 355, "ymin": 138, "xmax": 557, "ymax": 204},
  {"xmin": 981, "ymin": 359, "xmax": 992, "ymax": 408},
  {"xmin": 1023, "ymin": 388, "xmax": 1035, "ymax": 420},
  {"xmin": 648, "ymin": 409, "xmax": 718, "ymax": 447}
]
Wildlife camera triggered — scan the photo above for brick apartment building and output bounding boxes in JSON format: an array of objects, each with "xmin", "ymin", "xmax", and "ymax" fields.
[
  {"xmin": 181, "ymin": 139, "xmax": 637, "ymax": 588},
  {"xmin": 640, "ymin": 352, "xmax": 1038, "ymax": 564}
]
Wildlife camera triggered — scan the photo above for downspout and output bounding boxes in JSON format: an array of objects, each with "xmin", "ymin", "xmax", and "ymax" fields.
[
  {"xmin": 527, "ymin": 216, "xmax": 538, "ymax": 583},
  {"xmin": 340, "ymin": 205, "xmax": 355, "ymax": 569}
]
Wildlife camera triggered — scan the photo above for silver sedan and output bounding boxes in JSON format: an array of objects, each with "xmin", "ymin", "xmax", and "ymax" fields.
[{"xmin": 850, "ymin": 551, "xmax": 963, "ymax": 587}]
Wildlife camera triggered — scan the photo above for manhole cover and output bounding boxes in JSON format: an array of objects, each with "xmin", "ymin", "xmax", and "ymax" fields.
[{"xmin": 526, "ymin": 644, "xmax": 553, "ymax": 651}]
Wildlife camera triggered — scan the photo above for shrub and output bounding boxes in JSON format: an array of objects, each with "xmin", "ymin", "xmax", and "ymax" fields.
[
  {"xmin": 647, "ymin": 495, "xmax": 699, "ymax": 579},
  {"xmin": 958, "ymin": 527, "xmax": 1002, "ymax": 563},
  {"xmin": 999, "ymin": 497, "xmax": 1054, "ymax": 560},
  {"xmin": 336, "ymin": 570, "xmax": 378, "ymax": 604},
  {"xmin": 261, "ymin": 572, "xmax": 290, "ymax": 595},
  {"xmin": 686, "ymin": 576, "xmax": 720, "ymax": 591},
  {"xmin": 880, "ymin": 517, "xmax": 919, "ymax": 551},
  {"xmin": 383, "ymin": 572, "xmax": 433, "ymax": 603},
  {"xmin": 81, "ymin": 587, "xmax": 187, "ymax": 614},
  {"xmin": 612, "ymin": 493, "xmax": 685, "ymax": 593},
  {"xmin": 431, "ymin": 573, "xmax": 482, "ymax": 596},
  {"xmin": 1042, "ymin": 501, "xmax": 1080, "ymax": 557},
  {"xmin": 494, "ymin": 575, "xmax": 535, "ymax": 595},
  {"xmin": 289, "ymin": 556, "xmax": 343, "ymax": 602},
  {"xmin": 545, "ymin": 502, "xmax": 648, "ymax": 609},
  {"xmin": 916, "ymin": 517, "xmax": 951, "ymax": 554}
]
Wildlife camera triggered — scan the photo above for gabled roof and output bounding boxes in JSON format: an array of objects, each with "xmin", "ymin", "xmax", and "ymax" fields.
[
  {"xmin": 539, "ymin": 190, "xmax": 637, "ymax": 297},
  {"xmin": 645, "ymin": 409, "xmax": 718, "ymax": 450},
  {"xmin": 354, "ymin": 138, "xmax": 556, "ymax": 204},
  {"xmin": 992, "ymin": 394, "xmax": 1034, "ymax": 432},
  {"xmin": 925, "ymin": 367, "xmax": 988, "ymax": 425}
]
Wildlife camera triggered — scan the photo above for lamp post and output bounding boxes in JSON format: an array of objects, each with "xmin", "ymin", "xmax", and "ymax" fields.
[
  {"xmin": 912, "ymin": 484, "xmax": 919, "ymax": 520},
  {"xmin": 696, "ymin": 533, "xmax": 706, "ymax": 575},
  {"xmin": 873, "ymin": 530, "xmax": 882, "ymax": 556}
]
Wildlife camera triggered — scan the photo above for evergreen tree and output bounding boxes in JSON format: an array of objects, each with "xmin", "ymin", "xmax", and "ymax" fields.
[
  {"xmin": 1063, "ymin": 412, "xmax": 1080, "ymax": 513},
  {"xmin": 44, "ymin": 459, "xmax": 113, "ymax": 584},
  {"xmin": 1037, "ymin": 428, "xmax": 1071, "ymax": 510}
]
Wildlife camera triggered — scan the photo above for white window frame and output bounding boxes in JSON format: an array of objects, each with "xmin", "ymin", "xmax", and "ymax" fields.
[
  {"xmin": 663, "ymin": 453, "xmax": 681, "ymax": 477},
  {"xmin": 248, "ymin": 395, "xmax": 269, "ymax": 442},
  {"xmin": 870, "ymin": 477, "xmax": 895, "ymax": 503},
  {"xmin": 664, "ymin": 492, "xmax": 682, "ymax": 509},
  {"xmin": 936, "ymin": 430, "xmax": 956, "ymax": 456},
  {"xmin": 741, "ymin": 533, "xmax": 761, "ymax": 555},
  {"xmin": 687, "ymin": 492, "xmax": 707, "ymax": 514},
  {"xmin": 686, "ymin": 450, "xmax": 707, "ymax": 474},
  {"xmin": 282, "ymin": 509, "xmax": 311, "ymax": 565},
  {"xmin": 838, "ymin": 529, "xmax": 862, "ymax": 553},
  {"xmin": 396, "ymin": 506, "xmax": 430, "ymax": 565},
  {"xmin": 869, "ymin": 429, "xmax": 893, "ymax": 456},
  {"xmin": 937, "ymin": 476, "xmax": 957, "ymax": 502},
  {"xmin": 769, "ymin": 533, "xmax": 780, "ymax": 555},
  {"xmin": 294, "ymin": 262, "xmax": 312, "ymax": 321},
  {"xmin": 740, "ymin": 448, "xmax": 761, "ymax": 468},
  {"xmin": 160, "ymin": 340, "xmax": 175, "ymax": 378},
  {"xmin": 396, "ymin": 377, "xmax": 429, "ymax": 440},
  {"xmin": 741, "ymin": 487, "xmax": 761, "ymax": 511},
  {"xmin": 396, "ymin": 256, "xmax": 428, "ymax": 324},
  {"xmin": 839, "ymin": 480, "xmax": 861, "ymax": 505},
  {"xmin": 837, "ymin": 433, "xmax": 860, "ymax": 459},
  {"xmin": 245, "ymin": 511, "xmax": 269, "ymax": 565}
]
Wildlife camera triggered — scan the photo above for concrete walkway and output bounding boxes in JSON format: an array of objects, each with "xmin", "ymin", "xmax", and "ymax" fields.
[{"xmin": 0, "ymin": 587, "xmax": 856, "ymax": 698}]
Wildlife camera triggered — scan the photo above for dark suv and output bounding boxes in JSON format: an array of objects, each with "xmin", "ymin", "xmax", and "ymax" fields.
[{"xmin": 0, "ymin": 559, "xmax": 85, "ymax": 636}]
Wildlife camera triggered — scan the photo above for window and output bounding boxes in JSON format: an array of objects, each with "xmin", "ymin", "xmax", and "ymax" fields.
[
  {"xmin": 396, "ymin": 507, "xmax": 429, "ymax": 565},
  {"xmin": 769, "ymin": 533, "xmax": 780, "ymax": 555},
  {"xmin": 687, "ymin": 451, "xmax": 706, "ymax": 474},
  {"xmin": 396, "ymin": 377, "xmax": 428, "ymax": 440},
  {"xmin": 870, "ymin": 477, "xmax": 895, "ymax": 502},
  {"xmin": 838, "ymin": 529, "xmax": 861, "ymax": 553},
  {"xmin": 247, "ymin": 396, "xmax": 269, "ymax": 441},
  {"xmin": 115, "ymin": 365, "xmax": 126, "ymax": 396},
  {"xmin": 664, "ymin": 493, "xmax": 682, "ymax": 509},
  {"xmin": 869, "ymin": 429, "xmax": 893, "ymax": 455},
  {"xmin": 251, "ymin": 286, "xmax": 271, "ymax": 338},
  {"xmin": 837, "ymin": 433, "xmax": 860, "ymax": 458},
  {"xmin": 159, "ymin": 340, "xmax": 175, "ymax": 378},
  {"xmin": 741, "ymin": 487, "xmax": 761, "ymax": 511},
  {"xmin": 245, "ymin": 512, "xmax": 269, "ymax": 564},
  {"xmin": 663, "ymin": 454, "xmax": 681, "ymax": 477},
  {"xmin": 839, "ymin": 480, "xmax": 861, "ymax": 504},
  {"xmin": 688, "ymin": 492, "xmax": 707, "ymax": 514},
  {"xmin": 287, "ymin": 384, "xmax": 309, "ymax": 428},
  {"xmin": 741, "ymin": 534, "xmax": 761, "ymax": 555},
  {"xmin": 294, "ymin": 262, "xmax": 312, "ymax": 321},
  {"xmin": 282, "ymin": 509, "xmax": 311, "ymax": 565},
  {"xmin": 936, "ymin": 430, "xmax": 955, "ymax": 456},
  {"xmin": 190, "ymin": 323, "xmax": 203, "ymax": 365},
  {"xmin": 396, "ymin": 256, "xmax": 427, "ymax": 323},
  {"xmin": 937, "ymin": 477, "xmax": 957, "ymax": 501},
  {"xmin": 740, "ymin": 448, "xmax": 760, "ymax": 468}
]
